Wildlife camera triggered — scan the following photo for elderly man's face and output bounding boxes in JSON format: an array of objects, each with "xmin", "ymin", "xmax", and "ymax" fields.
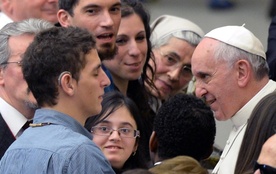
[
  {"xmin": 192, "ymin": 38, "xmax": 242, "ymax": 121},
  {"xmin": 0, "ymin": 34, "xmax": 37, "ymax": 119},
  {"xmin": 6, "ymin": 0, "xmax": 58, "ymax": 23}
]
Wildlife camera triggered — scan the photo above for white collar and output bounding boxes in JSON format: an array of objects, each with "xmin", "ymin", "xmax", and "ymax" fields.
[
  {"xmin": 0, "ymin": 12, "xmax": 13, "ymax": 29},
  {"xmin": 0, "ymin": 98, "xmax": 27, "ymax": 137},
  {"xmin": 231, "ymin": 80, "xmax": 276, "ymax": 129}
]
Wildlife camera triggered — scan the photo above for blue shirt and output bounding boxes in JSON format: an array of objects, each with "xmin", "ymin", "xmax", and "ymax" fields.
[{"xmin": 0, "ymin": 108, "xmax": 115, "ymax": 174}]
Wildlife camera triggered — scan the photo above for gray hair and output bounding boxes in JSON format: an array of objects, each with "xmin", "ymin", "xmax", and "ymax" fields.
[
  {"xmin": 0, "ymin": 18, "xmax": 53, "ymax": 67},
  {"xmin": 214, "ymin": 41, "xmax": 269, "ymax": 80},
  {"xmin": 151, "ymin": 30, "xmax": 202, "ymax": 49}
]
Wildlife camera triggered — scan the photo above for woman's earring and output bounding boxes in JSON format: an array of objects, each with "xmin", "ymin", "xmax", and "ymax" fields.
[{"xmin": 132, "ymin": 151, "xmax": 136, "ymax": 156}]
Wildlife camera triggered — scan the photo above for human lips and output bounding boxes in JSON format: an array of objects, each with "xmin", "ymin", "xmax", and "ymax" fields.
[
  {"xmin": 105, "ymin": 145, "xmax": 123, "ymax": 150},
  {"xmin": 205, "ymin": 98, "xmax": 216, "ymax": 107},
  {"xmin": 125, "ymin": 61, "xmax": 141, "ymax": 67},
  {"xmin": 125, "ymin": 61, "xmax": 143, "ymax": 71},
  {"xmin": 157, "ymin": 79, "xmax": 172, "ymax": 93},
  {"xmin": 96, "ymin": 32, "xmax": 114, "ymax": 42},
  {"xmin": 41, "ymin": 7, "xmax": 57, "ymax": 15},
  {"xmin": 99, "ymin": 93, "xmax": 105, "ymax": 100}
]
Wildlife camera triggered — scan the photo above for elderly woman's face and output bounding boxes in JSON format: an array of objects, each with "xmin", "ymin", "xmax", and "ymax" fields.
[{"xmin": 147, "ymin": 37, "xmax": 195, "ymax": 100}]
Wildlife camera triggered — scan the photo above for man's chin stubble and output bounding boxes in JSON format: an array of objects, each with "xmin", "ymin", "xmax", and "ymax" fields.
[{"xmin": 98, "ymin": 44, "xmax": 118, "ymax": 61}]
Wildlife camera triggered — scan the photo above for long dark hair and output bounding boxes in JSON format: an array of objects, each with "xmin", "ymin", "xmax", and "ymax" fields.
[
  {"xmin": 85, "ymin": 91, "xmax": 148, "ymax": 173},
  {"xmin": 121, "ymin": 0, "xmax": 155, "ymax": 86},
  {"xmin": 234, "ymin": 91, "xmax": 276, "ymax": 174},
  {"xmin": 121, "ymin": 0, "xmax": 157, "ymax": 163}
]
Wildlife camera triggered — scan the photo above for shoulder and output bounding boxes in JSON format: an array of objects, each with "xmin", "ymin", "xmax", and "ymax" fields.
[{"xmin": 67, "ymin": 142, "xmax": 115, "ymax": 173}]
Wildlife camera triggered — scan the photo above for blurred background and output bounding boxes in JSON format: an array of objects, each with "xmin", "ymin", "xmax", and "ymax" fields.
[{"xmin": 144, "ymin": 0, "xmax": 272, "ymax": 149}]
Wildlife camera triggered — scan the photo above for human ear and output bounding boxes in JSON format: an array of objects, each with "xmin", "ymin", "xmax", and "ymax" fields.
[
  {"xmin": 235, "ymin": 60, "xmax": 251, "ymax": 87},
  {"xmin": 57, "ymin": 10, "xmax": 72, "ymax": 27},
  {"xmin": 0, "ymin": 67, "xmax": 5, "ymax": 85},
  {"xmin": 58, "ymin": 71, "xmax": 74, "ymax": 96}
]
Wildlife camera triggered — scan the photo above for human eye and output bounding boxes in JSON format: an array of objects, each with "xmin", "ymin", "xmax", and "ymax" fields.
[
  {"xmin": 110, "ymin": 5, "xmax": 121, "ymax": 14},
  {"xmin": 164, "ymin": 54, "xmax": 177, "ymax": 65},
  {"xmin": 94, "ymin": 70, "xmax": 99, "ymax": 76},
  {"xmin": 119, "ymin": 128, "xmax": 131, "ymax": 135},
  {"xmin": 86, "ymin": 8, "xmax": 98, "ymax": 15},
  {"xmin": 93, "ymin": 65, "xmax": 102, "ymax": 77},
  {"xmin": 116, "ymin": 36, "xmax": 128, "ymax": 46},
  {"xmin": 196, "ymin": 72, "xmax": 211, "ymax": 83},
  {"xmin": 136, "ymin": 33, "xmax": 146, "ymax": 42},
  {"xmin": 181, "ymin": 66, "xmax": 192, "ymax": 76},
  {"xmin": 98, "ymin": 126, "xmax": 111, "ymax": 133}
]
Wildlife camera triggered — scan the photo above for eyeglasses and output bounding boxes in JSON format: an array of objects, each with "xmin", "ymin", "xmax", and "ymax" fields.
[
  {"xmin": 91, "ymin": 126, "xmax": 140, "ymax": 138},
  {"xmin": 0, "ymin": 61, "xmax": 22, "ymax": 66},
  {"xmin": 159, "ymin": 50, "xmax": 193, "ymax": 79},
  {"xmin": 254, "ymin": 161, "xmax": 276, "ymax": 174}
]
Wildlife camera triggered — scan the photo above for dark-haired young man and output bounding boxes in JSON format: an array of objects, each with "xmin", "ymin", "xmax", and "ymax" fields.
[
  {"xmin": 0, "ymin": 26, "xmax": 113, "ymax": 173},
  {"xmin": 57, "ymin": 0, "xmax": 121, "ymax": 60}
]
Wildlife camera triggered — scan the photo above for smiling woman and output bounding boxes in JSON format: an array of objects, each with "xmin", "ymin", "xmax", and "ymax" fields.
[
  {"xmin": 101, "ymin": 0, "xmax": 155, "ymax": 165},
  {"xmin": 146, "ymin": 14, "xmax": 204, "ymax": 101},
  {"xmin": 85, "ymin": 91, "xmax": 148, "ymax": 173}
]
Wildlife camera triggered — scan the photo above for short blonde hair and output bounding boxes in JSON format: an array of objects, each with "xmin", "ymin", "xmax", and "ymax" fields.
[{"xmin": 149, "ymin": 156, "xmax": 208, "ymax": 174}]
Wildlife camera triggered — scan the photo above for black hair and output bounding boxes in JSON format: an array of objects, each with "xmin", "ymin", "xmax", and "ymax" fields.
[
  {"xmin": 58, "ymin": 0, "xmax": 79, "ymax": 16},
  {"xmin": 154, "ymin": 93, "xmax": 216, "ymax": 161},
  {"xmin": 120, "ymin": 0, "xmax": 157, "ymax": 162}
]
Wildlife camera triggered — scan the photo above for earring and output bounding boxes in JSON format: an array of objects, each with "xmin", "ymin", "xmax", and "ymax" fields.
[{"xmin": 132, "ymin": 151, "xmax": 136, "ymax": 156}]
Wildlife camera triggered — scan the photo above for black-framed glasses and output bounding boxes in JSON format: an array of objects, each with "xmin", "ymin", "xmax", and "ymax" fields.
[
  {"xmin": 254, "ymin": 161, "xmax": 276, "ymax": 174},
  {"xmin": 0, "ymin": 61, "xmax": 22, "ymax": 66},
  {"xmin": 91, "ymin": 126, "xmax": 140, "ymax": 138}
]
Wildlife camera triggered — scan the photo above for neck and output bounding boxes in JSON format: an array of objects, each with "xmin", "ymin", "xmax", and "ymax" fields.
[
  {"xmin": 110, "ymin": 73, "xmax": 129, "ymax": 96},
  {"xmin": 44, "ymin": 102, "xmax": 86, "ymax": 126}
]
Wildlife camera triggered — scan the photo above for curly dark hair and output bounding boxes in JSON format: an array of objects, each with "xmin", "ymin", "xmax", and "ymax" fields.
[
  {"xmin": 22, "ymin": 26, "xmax": 96, "ymax": 107},
  {"xmin": 154, "ymin": 93, "xmax": 216, "ymax": 161}
]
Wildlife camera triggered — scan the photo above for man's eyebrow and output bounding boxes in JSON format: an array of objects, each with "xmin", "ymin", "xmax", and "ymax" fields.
[
  {"xmin": 93, "ymin": 63, "xmax": 102, "ymax": 71},
  {"xmin": 82, "ymin": 2, "xmax": 121, "ymax": 10},
  {"xmin": 82, "ymin": 4, "xmax": 100, "ymax": 10},
  {"xmin": 111, "ymin": 2, "xmax": 122, "ymax": 7},
  {"xmin": 166, "ymin": 51, "xmax": 181, "ymax": 61}
]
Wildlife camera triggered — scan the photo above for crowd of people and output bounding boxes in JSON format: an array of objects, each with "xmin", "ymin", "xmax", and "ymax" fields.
[{"xmin": 0, "ymin": 0, "xmax": 276, "ymax": 174}]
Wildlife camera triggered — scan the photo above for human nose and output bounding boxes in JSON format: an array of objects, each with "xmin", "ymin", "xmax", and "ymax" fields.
[
  {"xmin": 128, "ymin": 41, "xmax": 141, "ymax": 57},
  {"xmin": 195, "ymin": 80, "xmax": 207, "ymax": 98},
  {"xmin": 100, "ymin": 11, "xmax": 114, "ymax": 28},
  {"xmin": 167, "ymin": 67, "xmax": 181, "ymax": 81},
  {"xmin": 109, "ymin": 129, "xmax": 121, "ymax": 141},
  {"xmin": 101, "ymin": 69, "xmax": 111, "ymax": 88}
]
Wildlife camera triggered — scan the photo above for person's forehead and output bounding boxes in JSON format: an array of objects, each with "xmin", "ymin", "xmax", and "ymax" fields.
[
  {"xmin": 198, "ymin": 37, "xmax": 218, "ymax": 50},
  {"xmin": 75, "ymin": 0, "xmax": 121, "ymax": 8},
  {"xmin": 8, "ymin": 34, "xmax": 35, "ymax": 52}
]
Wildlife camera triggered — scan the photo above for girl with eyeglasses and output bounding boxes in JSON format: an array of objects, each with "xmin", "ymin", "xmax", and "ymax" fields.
[{"xmin": 85, "ymin": 91, "xmax": 148, "ymax": 173}]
